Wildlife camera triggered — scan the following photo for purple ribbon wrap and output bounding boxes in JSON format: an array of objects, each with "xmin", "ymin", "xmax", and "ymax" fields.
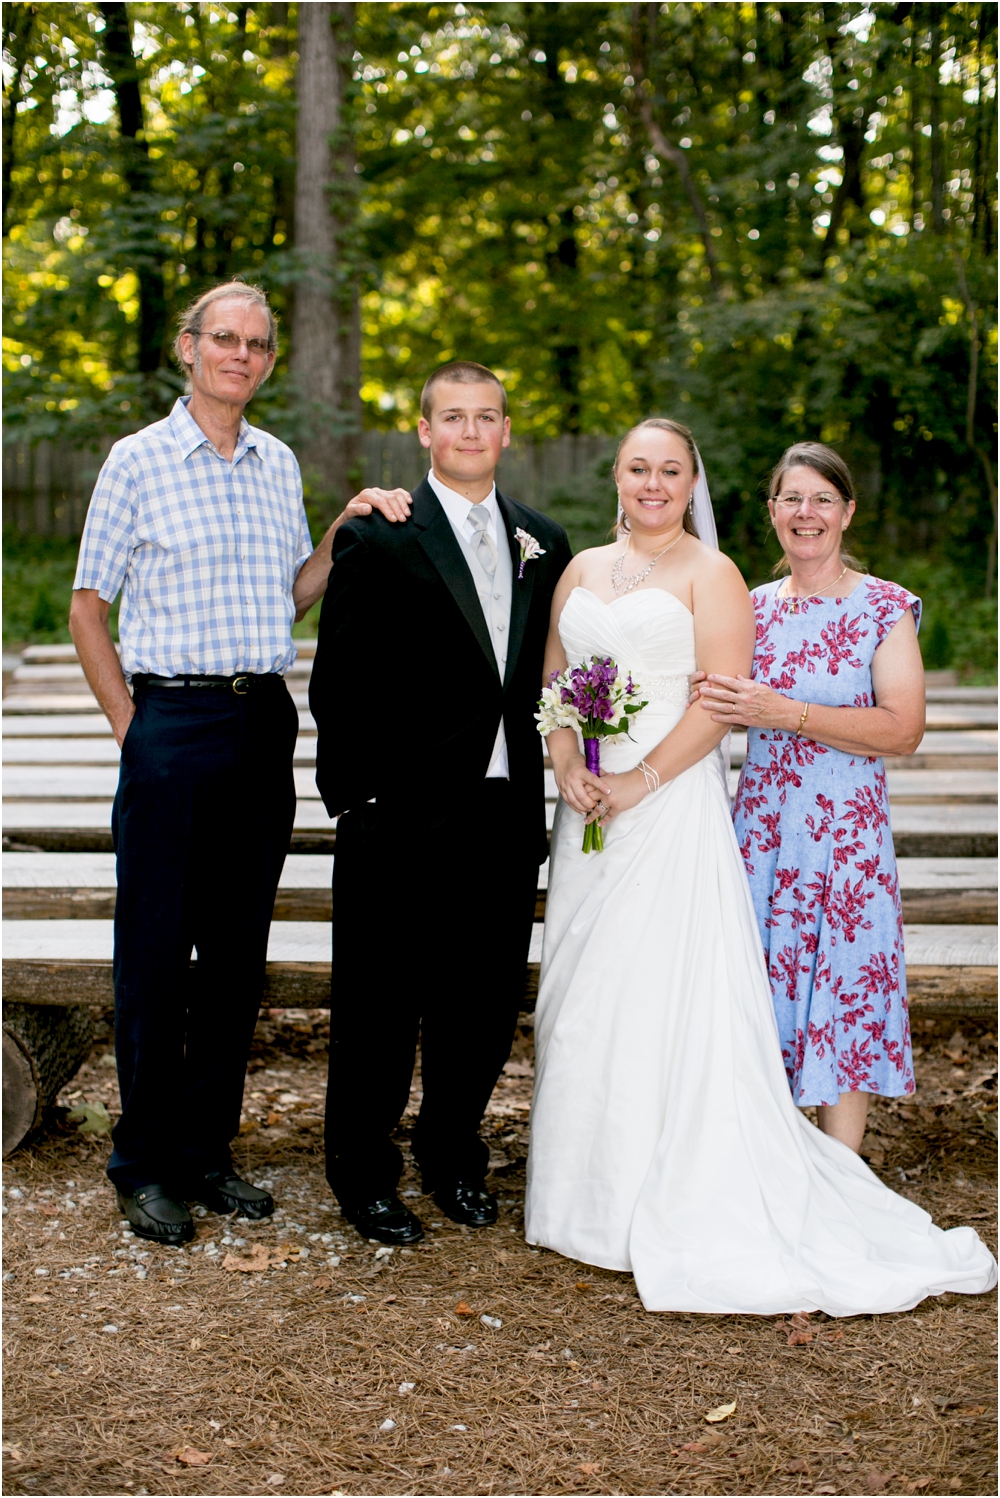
[{"xmin": 584, "ymin": 738, "xmax": 601, "ymax": 776}]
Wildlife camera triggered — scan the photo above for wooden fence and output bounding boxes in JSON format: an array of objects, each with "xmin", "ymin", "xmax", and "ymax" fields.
[{"xmin": 3, "ymin": 431, "xmax": 616, "ymax": 536}]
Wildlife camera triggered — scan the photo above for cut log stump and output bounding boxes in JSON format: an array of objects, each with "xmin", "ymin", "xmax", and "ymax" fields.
[{"xmin": 2, "ymin": 1001, "xmax": 93, "ymax": 1156}]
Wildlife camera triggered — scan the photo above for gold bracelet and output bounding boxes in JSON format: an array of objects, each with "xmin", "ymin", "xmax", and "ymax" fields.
[{"xmin": 795, "ymin": 701, "xmax": 810, "ymax": 737}]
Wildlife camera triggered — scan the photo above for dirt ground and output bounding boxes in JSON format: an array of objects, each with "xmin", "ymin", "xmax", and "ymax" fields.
[{"xmin": 2, "ymin": 1015, "xmax": 996, "ymax": 1498}]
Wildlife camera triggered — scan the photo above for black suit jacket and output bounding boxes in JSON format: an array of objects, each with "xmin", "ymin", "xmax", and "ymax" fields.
[{"xmin": 309, "ymin": 477, "xmax": 572, "ymax": 863}]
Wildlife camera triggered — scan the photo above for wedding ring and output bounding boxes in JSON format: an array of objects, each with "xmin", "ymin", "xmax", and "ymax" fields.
[{"xmin": 596, "ymin": 802, "xmax": 609, "ymax": 817}]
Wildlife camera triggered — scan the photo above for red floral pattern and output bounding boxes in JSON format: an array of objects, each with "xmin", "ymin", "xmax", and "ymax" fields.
[{"xmin": 733, "ymin": 576, "xmax": 921, "ymax": 1106}]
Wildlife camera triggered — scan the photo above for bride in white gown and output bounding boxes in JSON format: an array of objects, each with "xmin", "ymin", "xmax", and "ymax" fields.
[{"xmin": 525, "ymin": 418, "xmax": 996, "ymax": 1316}]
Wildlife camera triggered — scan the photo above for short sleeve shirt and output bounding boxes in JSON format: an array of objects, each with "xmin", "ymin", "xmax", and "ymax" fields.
[{"xmin": 73, "ymin": 397, "xmax": 313, "ymax": 677}]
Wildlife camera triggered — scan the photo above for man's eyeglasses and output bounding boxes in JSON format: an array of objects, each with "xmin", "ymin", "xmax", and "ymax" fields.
[
  {"xmin": 199, "ymin": 330, "xmax": 272, "ymax": 355},
  {"xmin": 771, "ymin": 492, "xmax": 844, "ymax": 509}
]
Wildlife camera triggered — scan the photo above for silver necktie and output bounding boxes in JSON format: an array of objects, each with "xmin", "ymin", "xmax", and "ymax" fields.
[{"xmin": 468, "ymin": 504, "xmax": 498, "ymax": 579}]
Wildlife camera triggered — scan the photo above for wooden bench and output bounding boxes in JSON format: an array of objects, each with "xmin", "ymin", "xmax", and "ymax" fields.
[
  {"xmin": 2, "ymin": 919, "xmax": 996, "ymax": 1022},
  {"xmin": 4, "ymin": 853, "xmax": 997, "ymax": 926}
]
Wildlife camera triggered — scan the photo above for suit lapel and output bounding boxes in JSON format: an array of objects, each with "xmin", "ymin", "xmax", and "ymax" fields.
[
  {"xmin": 498, "ymin": 491, "xmax": 536, "ymax": 690},
  {"xmin": 412, "ymin": 478, "xmax": 499, "ymax": 676}
]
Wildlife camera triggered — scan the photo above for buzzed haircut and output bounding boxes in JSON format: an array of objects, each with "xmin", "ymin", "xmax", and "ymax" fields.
[{"xmin": 420, "ymin": 361, "xmax": 507, "ymax": 420}]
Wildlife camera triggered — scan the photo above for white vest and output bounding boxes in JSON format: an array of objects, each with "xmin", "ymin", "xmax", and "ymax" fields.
[{"xmin": 451, "ymin": 519, "xmax": 512, "ymax": 776}]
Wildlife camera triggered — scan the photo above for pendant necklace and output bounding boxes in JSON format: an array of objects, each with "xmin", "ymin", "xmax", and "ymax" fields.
[
  {"xmin": 612, "ymin": 531, "xmax": 684, "ymax": 596},
  {"xmin": 781, "ymin": 564, "xmax": 848, "ymax": 614}
]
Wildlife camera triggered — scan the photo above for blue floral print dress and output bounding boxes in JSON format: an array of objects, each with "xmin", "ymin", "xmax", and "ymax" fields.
[{"xmin": 732, "ymin": 576, "xmax": 921, "ymax": 1107}]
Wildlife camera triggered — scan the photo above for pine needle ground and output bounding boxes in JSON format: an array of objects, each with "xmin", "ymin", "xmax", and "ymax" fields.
[{"xmin": 2, "ymin": 1018, "xmax": 996, "ymax": 1497}]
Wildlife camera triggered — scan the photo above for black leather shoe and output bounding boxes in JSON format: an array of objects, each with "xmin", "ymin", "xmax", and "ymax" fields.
[
  {"xmin": 343, "ymin": 1195, "xmax": 424, "ymax": 1245},
  {"xmin": 117, "ymin": 1185, "xmax": 195, "ymax": 1246},
  {"xmin": 434, "ymin": 1182, "xmax": 498, "ymax": 1228},
  {"xmin": 191, "ymin": 1172, "xmax": 275, "ymax": 1220}
]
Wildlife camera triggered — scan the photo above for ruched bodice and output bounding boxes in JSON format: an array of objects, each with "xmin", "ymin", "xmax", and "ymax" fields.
[
  {"xmin": 558, "ymin": 587, "xmax": 695, "ymax": 770},
  {"xmin": 559, "ymin": 586, "xmax": 696, "ymax": 680}
]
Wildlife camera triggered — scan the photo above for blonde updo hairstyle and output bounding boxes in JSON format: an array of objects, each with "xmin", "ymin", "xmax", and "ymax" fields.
[
  {"xmin": 614, "ymin": 417, "xmax": 701, "ymax": 539},
  {"xmin": 767, "ymin": 441, "xmax": 866, "ymax": 576}
]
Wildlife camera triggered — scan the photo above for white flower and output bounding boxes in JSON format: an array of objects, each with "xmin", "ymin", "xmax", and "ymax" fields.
[{"xmin": 515, "ymin": 527, "xmax": 546, "ymax": 578}]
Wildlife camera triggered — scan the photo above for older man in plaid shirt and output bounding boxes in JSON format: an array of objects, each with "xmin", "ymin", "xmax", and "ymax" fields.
[{"xmin": 70, "ymin": 281, "xmax": 410, "ymax": 1245}]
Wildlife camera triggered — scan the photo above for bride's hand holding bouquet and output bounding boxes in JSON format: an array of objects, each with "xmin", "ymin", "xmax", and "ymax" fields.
[{"xmin": 537, "ymin": 656, "xmax": 648, "ymax": 852}]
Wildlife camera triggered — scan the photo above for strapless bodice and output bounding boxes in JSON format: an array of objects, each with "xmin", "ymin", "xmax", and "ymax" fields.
[{"xmin": 557, "ymin": 587, "xmax": 698, "ymax": 770}]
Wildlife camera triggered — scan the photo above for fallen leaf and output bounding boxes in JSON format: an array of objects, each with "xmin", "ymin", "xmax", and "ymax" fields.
[
  {"xmin": 912, "ymin": 1480, "xmax": 931, "ymax": 1490},
  {"xmin": 26, "ymin": 1293, "xmax": 50, "ymax": 1304},
  {"xmin": 1, "ymin": 1444, "xmax": 23, "ymax": 1462},
  {"xmin": 266, "ymin": 1111, "xmax": 281, "ymax": 1126},
  {"xmin": 957, "ymin": 1404, "xmax": 986, "ymax": 1416},
  {"xmin": 575, "ymin": 1282, "xmax": 592, "ymax": 1291},
  {"xmin": 787, "ymin": 1328, "xmax": 814, "ymax": 1345},
  {"xmin": 221, "ymin": 1244, "xmax": 271, "ymax": 1273},
  {"xmin": 862, "ymin": 1469, "xmax": 895, "ymax": 1491},
  {"xmin": 705, "ymin": 1400, "xmax": 737, "ymax": 1423},
  {"xmin": 66, "ymin": 1103, "xmax": 112, "ymax": 1137},
  {"xmin": 680, "ymin": 1441, "xmax": 711, "ymax": 1454},
  {"xmin": 454, "ymin": 1300, "xmax": 473, "ymax": 1316},
  {"xmin": 578, "ymin": 1463, "xmax": 600, "ymax": 1475},
  {"xmin": 813, "ymin": 1486, "xmax": 839, "ymax": 1495},
  {"xmin": 189, "ymin": 1337, "xmax": 203, "ymax": 1351},
  {"xmin": 312, "ymin": 1275, "xmax": 332, "ymax": 1290},
  {"xmin": 174, "ymin": 1447, "xmax": 211, "ymax": 1466},
  {"xmin": 221, "ymin": 1243, "xmax": 291, "ymax": 1273},
  {"xmin": 785, "ymin": 1457, "xmax": 810, "ymax": 1474}
]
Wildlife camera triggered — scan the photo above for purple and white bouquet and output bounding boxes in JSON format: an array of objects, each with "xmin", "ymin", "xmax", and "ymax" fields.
[{"xmin": 536, "ymin": 655, "xmax": 648, "ymax": 853}]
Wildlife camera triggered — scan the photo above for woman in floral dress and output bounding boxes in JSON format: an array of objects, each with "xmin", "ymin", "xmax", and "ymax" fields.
[{"xmin": 696, "ymin": 442, "xmax": 926, "ymax": 1154}]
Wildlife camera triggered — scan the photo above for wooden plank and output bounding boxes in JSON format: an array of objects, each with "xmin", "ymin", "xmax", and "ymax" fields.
[
  {"xmin": 4, "ymin": 958, "xmax": 993, "ymax": 1016},
  {"xmin": 8, "ymin": 884, "xmax": 993, "ymax": 925},
  {"xmin": 905, "ymin": 965, "xmax": 999, "ymax": 1018}
]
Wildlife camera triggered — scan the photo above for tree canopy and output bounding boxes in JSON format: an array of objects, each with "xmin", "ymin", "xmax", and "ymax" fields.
[{"xmin": 3, "ymin": 2, "xmax": 997, "ymax": 593}]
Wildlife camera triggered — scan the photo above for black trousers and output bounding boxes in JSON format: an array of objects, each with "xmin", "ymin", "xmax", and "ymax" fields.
[
  {"xmin": 325, "ymin": 780, "xmax": 539, "ymax": 1206},
  {"xmin": 107, "ymin": 678, "xmax": 298, "ymax": 1193}
]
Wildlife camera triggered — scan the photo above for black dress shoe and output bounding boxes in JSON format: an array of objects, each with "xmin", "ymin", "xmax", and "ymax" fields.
[
  {"xmin": 117, "ymin": 1185, "xmax": 195, "ymax": 1246},
  {"xmin": 191, "ymin": 1172, "xmax": 275, "ymax": 1220},
  {"xmin": 343, "ymin": 1195, "xmax": 424, "ymax": 1245},
  {"xmin": 434, "ymin": 1182, "xmax": 498, "ymax": 1228}
]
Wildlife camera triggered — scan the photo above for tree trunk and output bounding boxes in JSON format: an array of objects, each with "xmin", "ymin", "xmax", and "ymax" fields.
[
  {"xmin": 929, "ymin": 13, "xmax": 945, "ymax": 232},
  {"xmin": 632, "ymin": 3, "xmax": 720, "ymax": 297},
  {"xmin": 97, "ymin": 2, "xmax": 168, "ymax": 382},
  {"xmin": 288, "ymin": 0, "xmax": 362, "ymax": 519},
  {"xmin": 3, "ymin": 1003, "xmax": 93, "ymax": 1156},
  {"xmin": 909, "ymin": 5, "xmax": 923, "ymax": 227},
  {"xmin": 2, "ymin": 4, "xmax": 37, "ymax": 238}
]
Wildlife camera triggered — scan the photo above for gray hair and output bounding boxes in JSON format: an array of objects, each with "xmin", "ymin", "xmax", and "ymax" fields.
[{"xmin": 172, "ymin": 281, "xmax": 278, "ymax": 387}]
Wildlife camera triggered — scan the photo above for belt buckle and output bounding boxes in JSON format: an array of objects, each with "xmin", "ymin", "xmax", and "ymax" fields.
[{"xmin": 231, "ymin": 675, "xmax": 250, "ymax": 696}]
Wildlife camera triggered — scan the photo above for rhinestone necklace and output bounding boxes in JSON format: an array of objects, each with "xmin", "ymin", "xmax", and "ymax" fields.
[
  {"xmin": 780, "ymin": 564, "xmax": 849, "ymax": 614},
  {"xmin": 611, "ymin": 531, "xmax": 685, "ymax": 596}
]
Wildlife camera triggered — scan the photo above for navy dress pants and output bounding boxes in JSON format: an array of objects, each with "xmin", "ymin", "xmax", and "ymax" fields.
[
  {"xmin": 108, "ymin": 678, "xmax": 298, "ymax": 1194},
  {"xmin": 325, "ymin": 780, "xmax": 539, "ymax": 1207}
]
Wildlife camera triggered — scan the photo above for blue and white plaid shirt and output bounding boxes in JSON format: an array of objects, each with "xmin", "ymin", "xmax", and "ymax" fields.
[{"xmin": 74, "ymin": 397, "xmax": 313, "ymax": 678}]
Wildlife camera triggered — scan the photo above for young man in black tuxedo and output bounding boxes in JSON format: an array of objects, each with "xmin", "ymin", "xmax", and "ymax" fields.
[{"xmin": 310, "ymin": 361, "xmax": 571, "ymax": 1244}]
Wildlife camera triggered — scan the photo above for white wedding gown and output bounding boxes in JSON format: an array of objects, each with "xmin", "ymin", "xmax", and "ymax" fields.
[{"xmin": 525, "ymin": 587, "xmax": 997, "ymax": 1315}]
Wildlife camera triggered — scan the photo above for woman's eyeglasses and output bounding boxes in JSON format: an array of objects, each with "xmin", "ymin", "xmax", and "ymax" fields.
[
  {"xmin": 772, "ymin": 492, "xmax": 844, "ymax": 509},
  {"xmin": 199, "ymin": 330, "xmax": 272, "ymax": 355}
]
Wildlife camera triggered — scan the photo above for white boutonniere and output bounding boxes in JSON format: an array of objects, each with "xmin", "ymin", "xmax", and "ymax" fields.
[{"xmin": 515, "ymin": 527, "xmax": 546, "ymax": 580}]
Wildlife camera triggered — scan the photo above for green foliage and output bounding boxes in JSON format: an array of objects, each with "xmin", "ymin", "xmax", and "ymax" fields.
[
  {"xmin": 3, "ymin": 2, "xmax": 997, "ymax": 645},
  {"xmin": 3, "ymin": 531, "xmax": 85, "ymax": 644}
]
